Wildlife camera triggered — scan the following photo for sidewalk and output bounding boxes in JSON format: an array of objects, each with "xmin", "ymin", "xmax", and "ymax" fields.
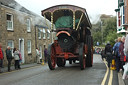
[
  {"xmin": 118, "ymin": 71, "xmax": 128, "ymax": 85},
  {"xmin": 0, "ymin": 63, "xmax": 44, "ymax": 73}
]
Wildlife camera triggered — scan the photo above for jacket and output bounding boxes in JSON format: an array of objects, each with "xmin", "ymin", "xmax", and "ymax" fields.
[
  {"xmin": 119, "ymin": 42, "xmax": 125, "ymax": 61},
  {"xmin": 14, "ymin": 50, "xmax": 20, "ymax": 60},
  {"xmin": 6, "ymin": 49, "xmax": 12, "ymax": 59},
  {"xmin": 113, "ymin": 42, "xmax": 121, "ymax": 57},
  {"xmin": 0, "ymin": 48, "xmax": 4, "ymax": 59},
  {"xmin": 105, "ymin": 43, "xmax": 112, "ymax": 54}
]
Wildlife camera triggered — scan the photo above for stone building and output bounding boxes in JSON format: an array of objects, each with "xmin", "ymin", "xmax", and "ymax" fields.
[{"xmin": 0, "ymin": 0, "xmax": 52, "ymax": 65}]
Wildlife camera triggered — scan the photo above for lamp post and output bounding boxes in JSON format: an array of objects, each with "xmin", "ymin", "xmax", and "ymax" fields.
[{"xmin": 100, "ymin": 21, "xmax": 103, "ymax": 45}]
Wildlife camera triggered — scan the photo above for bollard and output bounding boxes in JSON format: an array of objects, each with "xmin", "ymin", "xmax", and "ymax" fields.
[
  {"xmin": 110, "ymin": 59, "xmax": 116, "ymax": 70},
  {"xmin": 42, "ymin": 59, "xmax": 44, "ymax": 65}
]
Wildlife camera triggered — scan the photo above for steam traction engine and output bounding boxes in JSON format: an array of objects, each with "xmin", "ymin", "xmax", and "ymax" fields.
[{"xmin": 41, "ymin": 5, "xmax": 93, "ymax": 70}]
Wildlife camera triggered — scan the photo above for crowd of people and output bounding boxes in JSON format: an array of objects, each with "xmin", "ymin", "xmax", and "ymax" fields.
[
  {"xmin": 0, "ymin": 44, "xmax": 22, "ymax": 72},
  {"xmin": 0, "ymin": 43, "xmax": 48, "ymax": 73},
  {"xmin": 103, "ymin": 34, "xmax": 128, "ymax": 74},
  {"xmin": 36, "ymin": 47, "xmax": 48, "ymax": 64}
]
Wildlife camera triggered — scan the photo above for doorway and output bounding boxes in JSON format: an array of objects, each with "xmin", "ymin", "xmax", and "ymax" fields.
[{"xmin": 19, "ymin": 38, "xmax": 25, "ymax": 63}]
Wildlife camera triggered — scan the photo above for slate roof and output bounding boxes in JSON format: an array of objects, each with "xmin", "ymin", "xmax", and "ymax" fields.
[{"xmin": 0, "ymin": 0, "xmax": 35, "ymax": 16}]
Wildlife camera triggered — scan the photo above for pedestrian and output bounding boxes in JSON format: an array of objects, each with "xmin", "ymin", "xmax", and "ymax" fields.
[
  {"xmin": 113, "ymin": 37, "xmax": 122, "ymax": 72},
  {"xmin": 36, "ymin": 48, "xmax": 40, "ymax": 64},
  {"xmin": 0, "ymin": 43, "xmax": 4, "ymax": 73},
  {"xmin": 44, "ymin": 48, "xmax": 48, "ymax": 63},
  {"xmin": 119, "ymin": 36, "xmax": 125, "ymax": 71},
  {"xmin": 18, "ymin": 49, "xmax": 22, "ymax": 64},
  {"xmin": 124, "ymin": 34, "xmax": 128, "ymax": 61},
  {"xmin": 101, "ymin": 48, "xmax": 105, "ymax": 60},
  {"xmin": 5, "ymin": 46, "xmax": 13, "ymax": 72},
  {"xmin": 13, "ymin": 48, "xmax": 21, "ymax": 70},
  {"xmin": 105, "ymin": 41, "xmax": 112, "ymax": 68}
]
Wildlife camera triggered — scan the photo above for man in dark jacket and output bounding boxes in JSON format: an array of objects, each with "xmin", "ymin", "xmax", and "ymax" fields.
[
  {"xmin": 105, "ymin": 41, "xmax": 112, "ymax": 68},
  {"xmin": 5, "ymin": 46, "xmax": 13, "ymax": 71}
]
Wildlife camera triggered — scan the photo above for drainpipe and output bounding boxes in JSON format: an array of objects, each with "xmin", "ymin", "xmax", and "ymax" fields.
[{"xmin": 35, "ymin": 25, "xmax": 37, "ymax": 48}]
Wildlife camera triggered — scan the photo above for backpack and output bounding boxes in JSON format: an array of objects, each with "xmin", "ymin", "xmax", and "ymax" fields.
[{"xmin": 0, "ymin": 48, "xmax": 3, "ymax": 59}]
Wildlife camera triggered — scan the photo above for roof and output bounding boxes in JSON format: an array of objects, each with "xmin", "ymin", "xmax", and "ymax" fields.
[
  {"xmin": 41, "ymin": 4, "xmax": 92, "ymax": 28},
  {"xmin": 0, "ymin": 0, "xmax": 35, "ymax": 15}
]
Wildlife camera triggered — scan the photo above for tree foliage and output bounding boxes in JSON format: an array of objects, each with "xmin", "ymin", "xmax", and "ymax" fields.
[{"xmin": 91, "ymin": 15, "xmax": 119, "ymax": 46}]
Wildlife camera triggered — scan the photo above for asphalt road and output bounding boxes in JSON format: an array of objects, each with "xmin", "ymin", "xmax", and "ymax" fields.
[{"xmin": 0, "ymin": 54, "xmax": 118, "ymax": 85}]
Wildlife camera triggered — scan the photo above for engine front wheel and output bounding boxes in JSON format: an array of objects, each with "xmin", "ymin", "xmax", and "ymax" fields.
[
  {"xmin": 57, "ymin": 58, "xmax": 66, "ymax": 67},
  {"xmin": 47, "ymin": 44, "xmax": 56, "ymax": 70}
]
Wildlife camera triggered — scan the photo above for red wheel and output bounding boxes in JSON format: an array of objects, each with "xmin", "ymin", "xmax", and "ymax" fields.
[
  {"xmin": 47, "ymin": 44, "xmax": 56, "ymax": 70},
  {"xmin": 79, "ymin": 43, "xmax": 86, "ymax": 70}
]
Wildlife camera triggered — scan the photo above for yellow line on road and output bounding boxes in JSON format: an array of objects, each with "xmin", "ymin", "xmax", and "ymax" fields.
[
  {"xmin": 108, "ymin": 70, "xmax": 113, "ymax": 85},
  {"xmin": 101, "ymin": 59, "xmax": 109, "ymax": 85}
]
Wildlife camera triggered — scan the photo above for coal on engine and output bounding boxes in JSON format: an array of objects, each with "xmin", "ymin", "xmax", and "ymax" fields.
[{"xmin": 41, "ymin": 5, "xmax": 93, "ymax": 70}]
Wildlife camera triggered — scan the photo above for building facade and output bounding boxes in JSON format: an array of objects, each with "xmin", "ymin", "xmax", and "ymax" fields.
[
  {"xmin": 115, "ymin": 0, "xmax": 128, "ymax": 33},
  {"xmin": 0, "ymin": 0, "xmax": 52, "ymax": 65}
]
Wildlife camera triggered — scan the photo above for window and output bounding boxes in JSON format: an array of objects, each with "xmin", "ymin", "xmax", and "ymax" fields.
[
  {"xmin": 6, "ymin": 13, "xmax": 13, "ymax": 30},
  {"xmin": 43, "ymin": 29, "xmax": 46, "ymax": 39},
  {"xmin": 38, "ymin": 29, "xmax": 41, "ymax": 39},
  {"xmin": 27, "ymin": 19, "xmax": 31, "ymax": 32},
  {"xmin": 7, "ymin": 40, "xmax": 14, "ymax": 54},
  {"xmin": 122, "ymin": 6, "xmax": 125, "ymax": 24},
  {"xmin": 47, "ymin": 29, "xmax": 50, "ymax": 39},
  {"xmin": 27, "ymin": 40, "xmax": 31, "ymax": 53},
  {"xmin": 120, "ymin": 6, "xmax": 125, "ymax": 25}
]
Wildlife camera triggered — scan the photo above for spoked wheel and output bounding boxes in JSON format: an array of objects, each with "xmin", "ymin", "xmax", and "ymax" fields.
[
  {"xmin": 79, "ymin": 43, "xmax": 86, "ymax": 70},
  {"xmin": 47, "ymin": 44, "xmax": 56, "ymax": 70},
  {"xmin": 57, "ymin": 58, "xmax": 66, "ymax": 67}
]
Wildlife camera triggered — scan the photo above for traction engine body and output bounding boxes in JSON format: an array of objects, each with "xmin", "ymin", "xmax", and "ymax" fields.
[{"xmin": 42, "ymin": 5, "xmax": 93, "ymax": 70}]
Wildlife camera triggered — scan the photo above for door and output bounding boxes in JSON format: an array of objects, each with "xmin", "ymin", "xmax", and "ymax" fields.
[
  {"xmin": 19, "ymin": 38, "xmax": 25, "ymax": 63},
  {"xmin": 39, "ymin": 46, "xmax": 42, "ymax": 59}
]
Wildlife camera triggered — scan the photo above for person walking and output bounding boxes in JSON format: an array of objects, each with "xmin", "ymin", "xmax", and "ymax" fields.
[
  {"xmin": 13, "ymin": 48, "xmax": 21, "ymax": 70},
  {"xmin": 0, "ymin": 43, "xmax": 4, "ymax": 73},
  {"xmin": 18, "ymin": 49, "xmax": 22, "ymax": 64},
  {"xmin": 105, "ymin": 41, "xmax": 112, "ymax": 68},
  {"xmin": 124, "ymin": 34, "xmax": 128, "ymax": 61},
  {"xmin": 44, "ymin": 48, "xmax": 48, "ymax": 63},
  {"xmin": 5, "ymin": 46, "xmax": 13, "ymax": 72},
  {"xmin": 36, "ymin": 48, "xmax": 40, "ymax": 64},
  {"xmin": 113, "ymin": 37, "xmax": 122, "ymax": 72},
  {"xmin": 119, "ymin": 36, "xmax": 125, "ymax": 71}
]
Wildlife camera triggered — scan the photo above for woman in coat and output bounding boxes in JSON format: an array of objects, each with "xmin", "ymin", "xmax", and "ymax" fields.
[
  {"xmin": 13, "ymin": 48, "xmax": 21, "ymax": 69},
  {"xmin": 119, "ymin": 36, "xmax": 125, "ymax": 70}
]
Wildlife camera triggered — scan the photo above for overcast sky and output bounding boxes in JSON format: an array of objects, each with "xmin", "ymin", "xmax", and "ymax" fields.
[{"xmin": 15, "ymin": 0, "xmax": 118, "ymax": 23}]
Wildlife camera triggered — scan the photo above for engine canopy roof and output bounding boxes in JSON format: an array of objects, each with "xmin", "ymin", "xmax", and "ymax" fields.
[{"xmin": 41, "ymin": 4, "xmax": 92, "ymax": 29}]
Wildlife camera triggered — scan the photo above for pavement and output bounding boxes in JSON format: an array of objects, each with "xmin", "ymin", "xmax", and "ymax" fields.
[
  {"xmin": 118, "ymin": 71, "xmax": 128, "ymax": 85},
  {"xmin": 0, "ymin": 62, "xmax": 45, "ymax": 73}
]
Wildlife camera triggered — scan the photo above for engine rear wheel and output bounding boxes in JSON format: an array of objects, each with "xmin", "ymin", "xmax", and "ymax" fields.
[
  {"xmin": 79, "ymin": 43, "xmax": 86, "ymax": 70},
  {"xmin": 47, "ymin": 44, "xmax": 56, "ymax": 70},
  {"xmin": 86, "ymin": 35, "xmax": 93, "ymax": 67}
]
